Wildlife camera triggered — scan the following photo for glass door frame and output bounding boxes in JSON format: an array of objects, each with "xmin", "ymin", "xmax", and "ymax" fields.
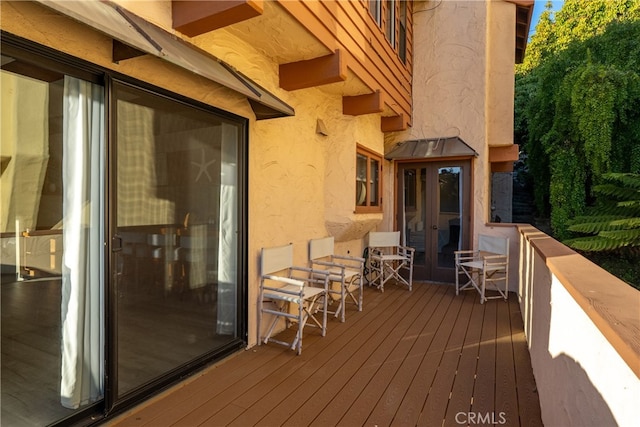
[
  {"xmin": 104, "ymin": 76, "xmax": 249, "ymax": 416},
  {"xmin": 395, "ymin": 159, "xmax": 472, "ymax": 283}
]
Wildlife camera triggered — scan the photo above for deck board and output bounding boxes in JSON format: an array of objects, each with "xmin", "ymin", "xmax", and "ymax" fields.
[
  {"xmin": 443, "ymin": 292, "xmax": 484, "ymax": 426},
  {"xmin": 109, "ymin": 282, "xmax": 542, "ymax": 427}
]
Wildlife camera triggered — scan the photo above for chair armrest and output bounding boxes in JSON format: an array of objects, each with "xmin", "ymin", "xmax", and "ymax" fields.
[
  {"xmin": 454, "ymin": 249, "xmax": 477, "ymax": 255},
  {"xmin": 311, "ymin": 259, "xmax": 346, "ymax": 272},
  {"xmin": 289, "ymin": 266, "xmax": 330, "ymax": 287},
  {"xmin": 399, "ymin": 245, "xmax": 415, "ymax": 255},
  {"xmin": 261, "ymin": 274, "xmax": 305, "ymax": 287},
  {"xmin": 482, "ymin": 253, "xmax": 508, "ymax": 265},
  {"xmin": 333, "ymin": 254, "xmax": 366, "ymax": 264}
]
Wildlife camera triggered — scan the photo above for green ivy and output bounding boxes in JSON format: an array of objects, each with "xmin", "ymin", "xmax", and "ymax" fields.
[{"xmin": 515, "ymin": 1, "xmax": 640, "ymax": 236}]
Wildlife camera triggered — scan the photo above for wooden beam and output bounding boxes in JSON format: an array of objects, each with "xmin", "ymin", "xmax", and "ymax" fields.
[
  {"xmin": 491, "ymin": 162, "xmax": 515, "ymax": 173},
  {"xmin": 489, "ymin": 144, "xmax": 520, "ymax": 163},
  {"xmin": 172, "ymin": 0, "xmax": 264, "ymax": 37},
  {"xmin": 343, "ymin": 91, "xmax": 383, "ymax": 116},
  {"xmin": 279, "ymin": 50, "xmax": 346, "ymax": 91},
  {"xmin": 381, "ymin": 115, "xmax": 406, "ymax": 132}
]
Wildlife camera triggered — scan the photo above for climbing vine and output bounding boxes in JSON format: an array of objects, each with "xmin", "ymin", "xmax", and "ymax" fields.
[{"xmin": 515, "ymin": 0, "xmax": 640, "ymax": 237}]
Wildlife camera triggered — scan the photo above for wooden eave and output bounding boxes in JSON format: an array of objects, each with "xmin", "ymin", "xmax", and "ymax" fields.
[
  {"xmin": 279, "ymin": 50, "xmax": 347, "ymax": 91},
  {"xmin": 343, "ymin": 91, "xmax": 384, "ymax": 116},
  {"xmin": 489, "ymin": 144, "xmax": 519, "ymax": 163},
  {"xmin": 172, "ymin": 0, "xmax": 264, "ymax": 36},
  {"xmin": 381, "ymin": 115, "xmax": 407, "ymax": 132},
  {"xmin": 168, "ymin": 0, "xmax": 413, "ymax": 131},
  {"xmin": 510, "ymin": 0, "xmax": 534, "ymax": 63},
  {"xmin": 489, "ymin": 144, "xmax": 519, "ymax": 172}
]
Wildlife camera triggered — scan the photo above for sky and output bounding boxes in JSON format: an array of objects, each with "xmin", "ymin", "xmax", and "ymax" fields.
[{"xmin": 529, "ymin": 0, "xmax": 565, "ymax": 39}]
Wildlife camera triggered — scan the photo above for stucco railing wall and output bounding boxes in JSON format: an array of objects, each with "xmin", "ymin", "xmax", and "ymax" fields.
[{"xmin": 518, "ymin": 225, "xmax": 640, "ymax": 427}]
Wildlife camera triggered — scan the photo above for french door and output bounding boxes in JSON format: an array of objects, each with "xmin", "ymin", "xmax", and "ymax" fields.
[{"xmin": 397, "ymin": 160, "xmax": 471, "ymax": 283}]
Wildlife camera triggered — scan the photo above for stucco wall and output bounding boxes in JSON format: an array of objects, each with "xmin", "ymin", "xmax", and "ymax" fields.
[
  {"xmin": 519, "ymin": 227, "xmax": 640, "ymax": 427},
  {"xmin": 486, "ymin": 0, "xmax": 516, "ymax": 148},
  {"xmin": 385, "ymin": 0, "xmax": 520, "ymax": 288},
  {"xmin": 388, "ymin": 0, "xmax": 491, "ymax": 232},
  {"xmin": 1, "ymin": 0, "xmax": 384, "ymax": 348}
]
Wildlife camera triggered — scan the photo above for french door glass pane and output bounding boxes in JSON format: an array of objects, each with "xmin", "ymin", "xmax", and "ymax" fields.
[
  {"xmin": 437, "ymin": 167, "xmax": 462, "ymax": 268},
  {"xmin": 114, "ymin": 82, "xmax": 240, "ymax": 396},
  {"xmin": 404, "ymin": 168, "xmax": 426, "ymax": 265}
]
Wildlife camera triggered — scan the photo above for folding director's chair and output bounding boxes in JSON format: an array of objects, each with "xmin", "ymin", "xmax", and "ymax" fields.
[
  {"xmin": 258, "ymin": 243, "xmax": 330, "ymax": 355},
  {"xmin": 309, "ymin": 236, "xmax": 364, "ymax": 322},
  {"xmin": 367, "ymin": 231, "xmax": 415, "ymax": 292},
  {"xmin": 455, "ymin": 234, "xmax": 509, "ymax": 304}
]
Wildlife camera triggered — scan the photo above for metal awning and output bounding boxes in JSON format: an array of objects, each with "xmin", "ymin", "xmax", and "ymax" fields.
[
  {"xmin": 385, "ymin": 136, "xmax": 478, "ymax": 160},
  {"xmin": 34, "ymin": 0, "xmax": 294, "ymax": 120}
]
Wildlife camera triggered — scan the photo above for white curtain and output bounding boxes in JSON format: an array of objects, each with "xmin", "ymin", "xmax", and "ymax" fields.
[
  {"xmin": 216, "ymin": 123, "xmax": 237, "ymax": 335},
  {"xmin": 60, "ymin": 76, "xmax": 104, "ymax": 409}
]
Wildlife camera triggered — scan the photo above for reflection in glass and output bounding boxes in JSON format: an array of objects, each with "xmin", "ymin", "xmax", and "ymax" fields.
[
  {"xmin": 370, "ymin": 158, "xmax": 380, "ymax": 206},
  {"xmin": 114, "ymin": 82, "xmax": 240, "ymax": 396},
  {"xmin": 356, "ymin": 153, "xmax": 367, "ymax": 206},
  {"xmin": 1, "ymin": 67, "xmax": 104, "ymax": 425},
  {"xmin": 404, "ymin": 168, "xmax": 426, "ymax": 264},
  {"xmin": 437, "ymin": 167, "xmax": 462, "ymax": 268}
]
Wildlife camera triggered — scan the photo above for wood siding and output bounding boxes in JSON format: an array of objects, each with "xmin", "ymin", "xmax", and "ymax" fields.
[{"xmin": 277, "ymin": 0, "xmax": 413, "ymax": 128}]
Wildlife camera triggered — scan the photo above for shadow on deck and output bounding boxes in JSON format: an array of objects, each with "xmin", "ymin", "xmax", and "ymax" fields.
[{"xmin": 109, "ymin": 282, "xmax": 542, "ymax": 427}]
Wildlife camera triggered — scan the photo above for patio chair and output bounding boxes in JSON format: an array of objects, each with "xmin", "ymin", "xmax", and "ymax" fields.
[
  {"xmin": 309, "ymin": 236, "xmax": 364, "ymax": 322},
  {"xmin": 367, "ymin": 231, "xmax": 415, "ymax": 292},
  {"xmin": 455, "ymin": 234, "xmax": 509, "ymax": 304},
  {"xmin": 258, "ymin": 243, "xmax": 330, "ymax": 355}
]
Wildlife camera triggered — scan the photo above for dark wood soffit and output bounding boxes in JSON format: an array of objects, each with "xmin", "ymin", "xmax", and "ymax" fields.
[
  {"xmin": 279, "ymin": 50, "xmax": 346, "ymax": 91},
  {"xmin": 514, "ymin": 3, "xmax": 533, "ymax": 64},
  {"xmin": 172, "ymin": 0, "xmax": 264, "ymax": 37},
  {"xmin": 381, "ymin": 115, "xmax": 406, "ymax": 133},
  {"xmin": 343, "ymin": 91, "xmax": 383, "ymax": 116}
]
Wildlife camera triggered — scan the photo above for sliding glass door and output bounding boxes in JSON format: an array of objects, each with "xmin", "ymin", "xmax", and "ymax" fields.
[
  {"xmin": 112, "ymin": 81, "xmax": 244, "ymax": 400},
  {"xmin": 1, "ymin": 59, "xmax": 105, "ymax": 425},
  {"xmin": 2, "ymin": 40, "xmax": 247, "ymax": 425}
]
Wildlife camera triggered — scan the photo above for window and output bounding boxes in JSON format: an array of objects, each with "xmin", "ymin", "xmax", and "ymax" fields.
[
  {"xmin": 386, "ymin": 0, "xmax": 396, "ymax": 46},
  {"xmin": 356, "ymin": 145, "xmax": 382, "ymax": 212},
  {"xmin": 399, "ymin": 0, "xmax": 408, "ymax": 63},
  {"xmin": 369, "ymin": 0, "xmax": 382, "ymax": 26}
]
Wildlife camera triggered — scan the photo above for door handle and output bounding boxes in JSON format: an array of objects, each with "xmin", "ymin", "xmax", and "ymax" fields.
[
  {"xmin": 112, "ymin": 235, "xmax": 122, "ymax": 252},
  {"xmin": 432, "ymin": 225, "xmax": 438, "ymax": 230}
]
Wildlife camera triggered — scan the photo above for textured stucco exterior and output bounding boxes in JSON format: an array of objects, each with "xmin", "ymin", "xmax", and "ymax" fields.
[
  {"xmin": 519, "ymin": 228, "xmax": 640, "ymax": 427},
  {"xmin": 1, "ymin": 0, "xmax": 385, "ymax": 347},
  {"xmin": 1, "ymin": 0, "xmax": 522, "ymax": 343},
  {"xmin": 385, "ymin": 0, "xmax": 519, "ymax": 288}
]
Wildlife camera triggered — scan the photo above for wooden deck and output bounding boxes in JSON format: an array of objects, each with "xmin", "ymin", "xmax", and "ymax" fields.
[{"xmin": 109, "ymin": 282, "xmax": 542, "ymax": 427}]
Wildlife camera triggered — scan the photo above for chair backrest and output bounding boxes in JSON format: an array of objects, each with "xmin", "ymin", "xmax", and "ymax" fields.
[
  {"xmin": 478, "ymin": 234, "xmax": 509, "ymax": 256},
  {"xmin": 261, "ymin": 244, "xmax": 293, "ymax": 275},
  {"xmin": 309, "ymin": 236, "xmax": 334, "ymax": 261},
  {"xmin": 369, "ymin": 231, "xmax": 400, "ymax": 248}
]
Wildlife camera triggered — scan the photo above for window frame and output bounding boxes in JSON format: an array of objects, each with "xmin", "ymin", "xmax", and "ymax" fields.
[
  {"xmin": 368, "ymin": 0, "xmax": 382, "ymax": 27},
  {"xmin": 385, "ymin": 0, "xmax": 396, "ymax": 47},
  {"xmin": 355, "ymin": 144, "xmax": 383, "ymax": 213},
  {"xmin": 399, "ymin": 0, "xmax": 408, "ymax": 63}
]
